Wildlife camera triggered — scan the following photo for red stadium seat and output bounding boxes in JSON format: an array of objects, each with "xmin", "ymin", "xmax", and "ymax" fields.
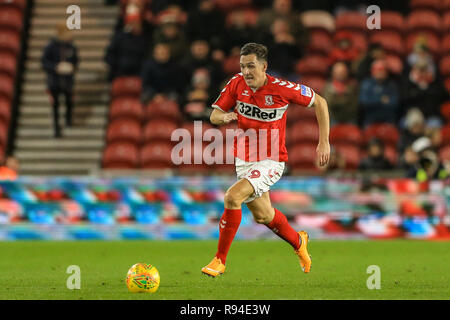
[
  {"xmin": 442, "ymin": 34, "xmax": 450, "ymax": 54},
  {"xmin": 0, "ymin": 0, "xmax": 26, "ymax": 11},
  {"xmin": 445, "ymin": 77, "xmax": 450, "ymax": 94},
  {"xmin": 222, "ymin": 54, "xmax": 241, "ymax": 76},
  {"xmin": 289, "ymin": 120, "xmax": 319, "ymax": 145},
  {"xmin": 111, "ymin": 76, "xmax": 141, "ymax": 98},
  {"xmin": 384, "ymin": 145, "xmax": 398, "ymax": 166},
  {"xmin": 143, "ymin": 118, "xmax": 178, "ymax": 143},
  {"xmin": 441, "ymin": 124, "xmax": 450, "ymax": 146},
  {"xmin": 109, "ymin": 97, "xmax": 143, "ymax": 121},
  {"xmin": 214, "ymin": 0, "xmax": 253, "ymax": 12},
  {"xmin": 439, "ymin": 145, "xmax": 450, "ymax": 162},
  {"xmin": 140, "ymin": 142, "xmax": 174, "ymax": 169},
  {"xmin": 335, "ymin": 11, "xmax": 367, "ymax": 32},
  {"xmin": 364, "ymin": 123, "xmax": 400, "ymax": 148},
  {"xmin": 299, "ymin": 76, "xmax": 326, "ymax": 94},
  {"xmin": 0, "ymin": 118, "xmax": 9, "ymax": 149},
  {"xmin": 370, "ymin": 31, "xmax": 404, "ymax": 56},
  {"xmin": 443, "ymin": 12, "xmax": 450, "ymax": 32},
  {"xmin": 288, "ymin": 143, "xmax": 318, "ymax": 170},
  {"xmin": 330, "ymin": 124, "xmax": 363, "ymax": 147},
  {"xmin": 441, "ymin": 101, "xmax": 450, "ymax": 122},
  {"xmin": 385, "ymin": 54, "xmax": 404, "ymax": 75},
  {"xmin": 334, "ymin": 144, "xmax": 360, "ymax": 170},
  {"xmin": 106, "ymin": 118, "xmax": 142, "ymax": 144},
  {"xmin": 300, "ymin": 10, "xmax": 335, "ymax": 33},
  {"xmin": 332, "ymin": 30, "xmax": 367, "ymax": 53},
  {"xmin": 444, "ymin": 0, "xmax": 450, "ymax": 11},
  {"xmin": 406, "ymin": 31, "xmax": 440, "ymax": 57},
  {"xmin": 0, "ymin": 97, "xmax": 11, "ymax": 123},
  {"xmin": 379, "ymin": 11, "xmax": 405, "ymax": 33},
  {"xmin": 306, "ymin": 30, "xmax": 333, "ymax": 55},
  {"xmin": 102, "ymin": 142, "xmax": 139, "ymax": 169},
  {"xmin": 0, "ymin": 52, "xmax": 16, "ymax": 78},
  {"xmin": 295, "ymin": 55, "xmax": 330, "ymax": 77},
  {"xmin": 225, "ymin": 8, "xmax": 259, "ymax": 27},
  {"xmin": 407, "ymin": 10, "xmax": 442, "ymax": 34},
  {"xmin": 145, "ymin": 98, "xmax": 181, "ymax": 122},
  {"xmin": 0, "ymin": 30, "xmax": 20, "ymax": 55},
  {"xmin": 287, "ymin": 105, "xmax": 316, "ymax": 125},
  {"xmin": 440, "ymin": 55, "xmax": 450, "ymax": 77},
  {"xmin": 410, "ymin": 0, "xmax": 442, "ymax": 12},
  {"xmin": 0, "ymin": 74, "xmax": 13, "ymax": 100},
  {"xmin": 0, "ymin": 7, "xmax": 22, "ymax": 31}
]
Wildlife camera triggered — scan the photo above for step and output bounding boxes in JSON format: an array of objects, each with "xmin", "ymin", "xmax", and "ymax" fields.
[
  {"xmin": 18, "ymin": 162, "xmax": 99, "ymax": 175},
  {"xmin": 33, "ymin": 6, "xmax": 118, "ymax": 17},
  {"xmin": 32, "ymin": 16, "xmax": 116, "ymax": 28},
  {"xmin": 26, "ymin": 60, "xmax": 108, "ymax": 72},
  {"xmin": 29, "ymin": 38, "xmax": 110, "ymax": 49},
  {"xmin": 35, "ymin": 0, "xmax": 106, "ymax": 6},
  {"xmin": 21, "ymin": 94, "xmax": 109, "ymax": 105},
  {"xmin": 28, "ymin": 48, "xmax": 107, "ymax": 61},
  {"xmin": 22, "ymin": 82, "xmax": 109, "ymax": 93},
  {"xmin": 24, "ymin": 71, "xmax": 107, "ymax": 82},
  {"xmin": 29, "ymin": 28, "xmax": 113, "ymax": 40},
  {"xmin": 16, "ymin": 150, "xmax": 102, "ymax": 161},
  {"xmin": 20, "ymin": 105, "xmax": 108, "ymax": 116},
  {"xmin": 18, "ymin": 116, "xmax": 107, "ymax": 127},
  {"xmin": 16, "ymin": 138, "xmax": 105, "ymax": 150},
  {"xmin": 17, "ymin": 127, "xmax": 104, "ymax": 139}
]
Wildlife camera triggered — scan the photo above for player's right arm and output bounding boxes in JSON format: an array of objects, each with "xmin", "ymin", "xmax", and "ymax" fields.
[{"xmin": 210, "ymin": 73, "xmax": 241, "ymax": 126}]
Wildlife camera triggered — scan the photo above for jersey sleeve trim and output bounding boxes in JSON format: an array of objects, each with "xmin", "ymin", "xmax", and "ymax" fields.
[
  {"xmin": 212, "ymin": 104, "xmax": 226, "ymax": 112},
  {"xmin": 306, "ymin": 90, "xmax": 316, "ymax": 108}
]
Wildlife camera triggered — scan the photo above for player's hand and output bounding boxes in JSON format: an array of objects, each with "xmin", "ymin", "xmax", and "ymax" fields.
[
  {"xmin": 316, "ymin": 141, "xmax": 330, "ymax": 167},
  {"xmin": 223, "ymin": 112, "xmax": 238, "ymax": 124}
]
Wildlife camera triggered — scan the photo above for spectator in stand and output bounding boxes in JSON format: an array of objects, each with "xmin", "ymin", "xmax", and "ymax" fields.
[
  {"xmin": 398, "ymin": 108, "xmax": 426, "ymax": 154},
  {"xmin": 42, "ymin": 22, "xmax": 78, "ymax": 138},
  {"xmin": 257, "ymin": 0, "xmax": 308, "ymax": 49},
  {"xmin": 223, "ymin": 10, "xmax": 255, "ymax": 56},
  {"xmin": 186, "ymin": 0, "xmax": 225, "ymax": 51},
  {"xmin": 0, "ymin": 155, "xmax": 19, "ymax": 181},
  {"xmin": 183, "ymin": 68, "xmax": 215, "ymax": 121},
  {"xmin": 358, "ymin": 138, "xmax": 393, "ymax": 171},
  {"xmin": 105, "ymin": 17, "xmax": 149, "ymax": 81},
  {"xmin": 328, "ymin": 31, "xmax": 360, "ymax": 66},
  {"xmin": 401, "ymin": 58, "xmax": 444, "ymax": 123},
  {"xmin": 262, "ymin": 18, "xmax": 302, "ymax": 80},
  {"xmin": 407, "ymin": 137, "xmax": 448, "ymax": 181},
  {"xmin": 406, "ymin": 41, "xmax": 436, "ymax": 76},
  {"xmin": 354, "ymin": 43, "xmax": 385, "ymax": 81},
  {"xmin": 141, "ymin": 43, "xmax": 182, "ymax": 103},
  {"xmin": 359, "ymin": 60, "xmax": 400, "ymax": 127},
  {"xmin": 322, "ymin": 61, "xmax": 359, "ymax": 125},
  {"xmin": 152, "ymin": 14, "xmax": 189, "ymax": 62},
  {"xmin": 180, "ymin": 39, "xmax": 224, "ymax": 92}
]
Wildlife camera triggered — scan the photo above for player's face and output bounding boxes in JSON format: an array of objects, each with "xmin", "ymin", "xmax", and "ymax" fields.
[{"xmin": 240, "ymin": 54, "xmax": 267, "ymax": 89}]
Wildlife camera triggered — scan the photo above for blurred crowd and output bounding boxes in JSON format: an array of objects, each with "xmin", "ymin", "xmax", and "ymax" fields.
[{"xmin": 103, "ymin": 0, "xmax": 450, "ymax": 180}]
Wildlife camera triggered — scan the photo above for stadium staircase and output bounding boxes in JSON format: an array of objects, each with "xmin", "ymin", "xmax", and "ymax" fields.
[{"xmin": 14, "ymin": 0, "xmax": 118, "ymax": 176}]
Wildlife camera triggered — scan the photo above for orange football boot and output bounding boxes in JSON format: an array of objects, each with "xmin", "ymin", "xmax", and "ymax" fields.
[
  {"xmin": 201, "ymin": 257, "xmax": 226, "ymax": 277},
  {"xmin": 295, "ymin": 231, "xmax": 312, "ymax": 273}
]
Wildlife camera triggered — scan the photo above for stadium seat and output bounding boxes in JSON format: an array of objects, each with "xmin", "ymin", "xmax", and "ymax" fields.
[
  {"xmin": 384, "ymin": 145, "xmax": 398, "ymax": 166},
  {"xmin": 333, "ymin": 144, "xmax": 360, "ymax": 170},
  {"xmin": 143, "ymin": 118, "xmax": 178, "ymax": 144},
  {"xmin": 0, "ymin": 52, "xmax": 16, "ymax": 78},
  {"xmin": 410, "ymin": 0, "xmax": 442, "ymax": 12},
  {"xmin": 335, "ymin": 11, "xmax": 366, "ymax": 32},
  {"xmin": 299, "ymin": 76, "xmax": 326, "ymax": 94},
  {"xmin": 379, "ymin": 11, "xmax": 405, "ymax": 33},
  {"xmin": 300, "ymin": 10, "xmax": 335, "ymax": 33},
  {"xmin": 222, "ymin": 54, "xmax": 241, "ymax": 76},
  {"xmin": 214, "ymin": 0, "xmax": 253, "ymax": 12},
  {"xmin": 145, "ymin": 98, "xmax": 181, "ymax": 122},
  {"xmin": 109, "ymin": 97, "xmax": 143, "ymax": 121},
  {"xmin": 106, "ymin": 118, "xmax": 142, "ymax": 144},
  {"xmin": 0, "ymin": 0, "xmax": 26, "ymax": 11},
  {"xmin": 445, "ymin": 77, "xmax": 450, "ymax": 93},
  {"xmin": 140, "ymin": 142, "xmax": 174, "ymax": 169},
  {"xmin": 287, "ymin": 104, "xmax": 316, "ymax": 125},
  {"xmin": 385, "ymin": 54, "xmax": 404, "ymax": 75},
  {"xmin": 370, "ymin": 31, "xmax": 404, "ymax": 56},
  {"xmin": 0, "ymin": 74, "xmax": 13, "ymax": 100},
  {"xmin": 441, "ymin": 124, "xmax": 450, "ymax": 146},
  {"xmin": 102, "ymin": 142, "xmax": 139, "ymax": 169},
  {"xmin": 288, "ymin": 143, "xmax": 318, "ymax": 171},
  {"xmin": 440, "ymin": 55, "xmax": 450, "ymax": 77},
  {"xmin": 364, "ymin": 123, "xmax": 400, "ymax": 148},
  {"xmin": 111, "ymin": 76, "xmax": 142, "ymax": 98},
  {"xmin": 225, "ymin": 8, "xmax": 259, "ymax": 27},
  {"xmin": 439, "ymin": 145, "xmax": 450, "ymax": 162},
  {"xmin": 406, "ymin": 31, "xmax": 440, "ymax": 57},
  {"xmin": 0, "ymin": 7, "xmax": 22, "ymax": 31},
  {"xmin": 441, "ymin": 34, "xmax": 450, "ymax": 54},
  {"xmin": 441, "ymin": 101, "xmax": 450, "ymax": 122},
  {"xmin": 289, "ymin": 120, "xmax": 319, "ymax": 145},
  {"xmin": 0, "ymin": 30, "xmax": 20, "ymax": 55},
  {"xmin": 407, "ymin": 10, "xmax": 442, "ymax": 34},
  {"xmin": 306, "ymin": 30, "xmax": 333, "ymax": 55},
  {"xmin": 295, "ymin": 55, "xmax": 330, "ymax": 77},
  {"xmin": 0, "ymin": 97, "xmax": 11, "ymax": 123},
  {"xmin": 0, "ymin": 118, "xmax": 8, "ymax": 149},
  {"xmin": 330, "ymin": 124, "xmax": 363, "ymax": 147},
  {"xmin": 334, "ymin": 30, "xmax": 367, "ymax": 53}
]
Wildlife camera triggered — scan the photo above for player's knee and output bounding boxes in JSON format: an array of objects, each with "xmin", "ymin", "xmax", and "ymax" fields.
[
  {"xmin": 224, "ymin": 191, "xmax": 243, "ymax": 209},
  {"xmin": 252, "ymin": 211, "xmax": 272, "ymax": 224}
]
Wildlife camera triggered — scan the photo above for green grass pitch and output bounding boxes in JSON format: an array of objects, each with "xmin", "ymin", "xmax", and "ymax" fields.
[{"xmin": 0, "ymin": 240, "xmax": 449, "ymax": 300}]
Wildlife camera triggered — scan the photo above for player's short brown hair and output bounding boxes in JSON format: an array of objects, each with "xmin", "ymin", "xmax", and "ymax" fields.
[{"xmin": 240, "ymin": 43, "xmax": 268, "ymax": 62}]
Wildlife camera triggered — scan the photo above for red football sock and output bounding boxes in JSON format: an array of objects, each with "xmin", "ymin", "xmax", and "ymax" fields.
[
  {"xmin": 215, "ymin": 208, "xmax": 242, "ymax": 264},
  {"xmin": 266, "ymin": 208, "xmax": 301, "ymax": 250}
]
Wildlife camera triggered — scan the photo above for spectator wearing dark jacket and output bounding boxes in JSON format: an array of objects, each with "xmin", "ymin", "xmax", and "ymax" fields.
[
  {"xmin": 141, "ymin": 43, "xmax": 182, "ymax": 103},
  {"xmin": 41, "ymin": 23, "xmax": 78, "ymax": 138},
  {"xmin": 359, "ymin": 60, "xmax": 400, "ymax": 127},
  {"xmin": 105, "ymin": 19, "xmax": 149, "ymax": 81},
  {"xmin": 358, "ymin": 138, "xmax": 393, "ymax": 171}
]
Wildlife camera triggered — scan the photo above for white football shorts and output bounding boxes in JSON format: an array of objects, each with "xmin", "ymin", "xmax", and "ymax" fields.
[{"xmin": 235, "ymin": 157, "xmax": 285, "ymax": 203}]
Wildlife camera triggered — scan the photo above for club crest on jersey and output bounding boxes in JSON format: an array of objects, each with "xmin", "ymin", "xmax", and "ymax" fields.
[
  {"xmin": 242, "ymin": 90, "xmax": 250, "ymax": 96},
  {"xmin": 300, "ymin": 85, "xmax": 312, "ymax": 97},
  {"xmin": 265, "ymin": 95, "xmax": 274, "ymax": 106}
]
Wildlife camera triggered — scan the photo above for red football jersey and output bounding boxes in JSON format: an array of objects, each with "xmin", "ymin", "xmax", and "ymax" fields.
[{"xmin": 212, "ymin": 73, "xmax": 315, "ymax": 162}]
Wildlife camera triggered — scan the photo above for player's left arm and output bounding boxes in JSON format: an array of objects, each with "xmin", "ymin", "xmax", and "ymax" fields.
[{"xmin": 311, "ymin": 93, "xmax": 330, "ymax": 167}]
